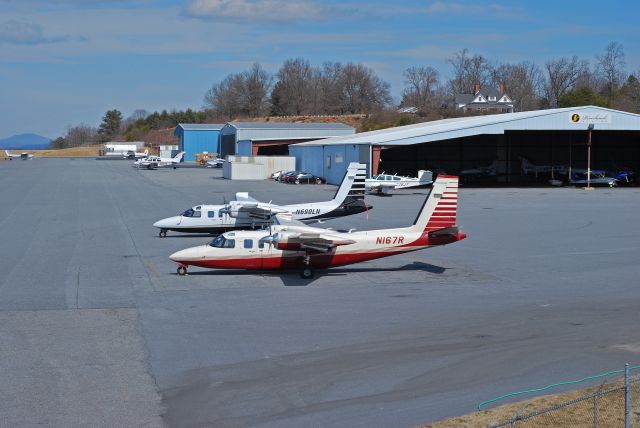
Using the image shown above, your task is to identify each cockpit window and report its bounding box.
[182,208,201,218]
[209,235,235,248]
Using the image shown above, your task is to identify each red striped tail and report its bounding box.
[411,175,459,232]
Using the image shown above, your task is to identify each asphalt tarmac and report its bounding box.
[1,158,639,427]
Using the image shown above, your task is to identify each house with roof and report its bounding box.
[455,83,514,113]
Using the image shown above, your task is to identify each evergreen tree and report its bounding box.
[98,109,123,141]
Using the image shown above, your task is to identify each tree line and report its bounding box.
[51,42,640,148]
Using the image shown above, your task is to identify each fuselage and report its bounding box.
[169,226,466,271]
[153,199,367,234]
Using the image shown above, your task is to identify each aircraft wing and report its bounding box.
[234,192,259,203]
[224,201,289,219]
[273,230,356,253]
[365,182,394,194]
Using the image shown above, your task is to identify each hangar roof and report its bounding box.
[220,121,355,142]
[176,123,225,131]
[223,122,354,130]
[295,106,640,147]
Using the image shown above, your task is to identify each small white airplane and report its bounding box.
[134,151,185,169]
[123,149,149,159]
[205,157,225,168]
[365,170,433,194]
[153,162,369,237]
[5,150,34,160]
[169,175,464,278]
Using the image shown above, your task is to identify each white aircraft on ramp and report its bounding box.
[134,151,184,169]
[365,170,433,194]
[123,149,149,159]
[169,175,465,279]
[153,162,370,237]
[5,150,34,160]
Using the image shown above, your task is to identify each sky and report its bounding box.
[0,0,638,140]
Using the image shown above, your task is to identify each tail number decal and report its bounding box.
[294,208,321,215]
[376,236,404,245]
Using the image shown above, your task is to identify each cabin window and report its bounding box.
[208,211,215,218]
[209,235,235,248]
[393,176,401,181]
[182,208,201,218]
[244,239,253,249]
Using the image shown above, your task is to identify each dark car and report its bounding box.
[279,171,300,183]
[288,172,326,184]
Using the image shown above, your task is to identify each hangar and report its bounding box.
[290,106,640,186]
[219,122,355,157]
[174,123,224,161]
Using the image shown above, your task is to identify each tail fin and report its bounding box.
[411,175,459,232]
[330,162,367,204]
[173,151,185,162]
[417,170,433,184]
[143,149,148,156]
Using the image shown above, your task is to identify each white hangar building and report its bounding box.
[290,106,640,185]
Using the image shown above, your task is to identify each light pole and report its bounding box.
[586,123,594,189]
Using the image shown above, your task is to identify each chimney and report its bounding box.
[474,83,480,94]
[499,83,505,94]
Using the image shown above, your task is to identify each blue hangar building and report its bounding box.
[174,123,225,161]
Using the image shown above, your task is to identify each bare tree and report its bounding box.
[544,56,589,108]
[596,41,626,103]
[271,58,315,115]
[239,63,272,117]
[65,124,98,147]
[204,73,244,119]
[447,48,493,94]
[317,61,344,114]
[338,63,392,114]
[401,66,443,113]
[491,61,544,111]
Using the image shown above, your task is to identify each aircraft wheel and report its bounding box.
[315,178,322,184]
[177,266,187,276]
[295,179,300,184]
[159,229,167,238]
[300,266,314,279]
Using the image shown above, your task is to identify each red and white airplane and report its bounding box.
[170,175,466,279]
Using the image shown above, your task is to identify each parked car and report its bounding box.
[279,171,300,183]
[206,157,225,168]
[287,172,326,184]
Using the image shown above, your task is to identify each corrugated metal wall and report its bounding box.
[177,130,220,161]
[290,144,361,185]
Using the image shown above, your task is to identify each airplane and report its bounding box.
[5,150,34,160]
[134,151,185,169]
[169,175,465,279]
[365,170,433,194]
[153,162,370,237]
[123,149,149,159]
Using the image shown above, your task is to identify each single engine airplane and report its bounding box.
[5,150,34,160]
[153,162,370,237]
[365,170,433,194]
[169,175,465,279]
[123,149,149,159]
[134,151,184,169]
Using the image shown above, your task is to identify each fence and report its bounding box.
[482,364,640,427]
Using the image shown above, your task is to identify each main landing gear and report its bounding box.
[300,255,314,279]
[159,229,167,238]
[177,264,188,276]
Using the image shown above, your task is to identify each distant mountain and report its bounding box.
[0,133,51,150]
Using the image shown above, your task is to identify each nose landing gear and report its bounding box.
[177,265,188,276]
[159,229,167,238]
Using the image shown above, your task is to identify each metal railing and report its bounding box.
[483,363,640,427]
